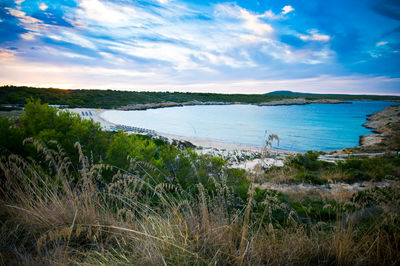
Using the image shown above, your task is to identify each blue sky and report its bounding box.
[0,0,399,94]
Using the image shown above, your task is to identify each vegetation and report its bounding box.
[259,151,400,184]
[1,85,399,109]
[1,101,399,264]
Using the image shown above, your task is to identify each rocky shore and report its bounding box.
[329,104,400,155]
[117,101,230,110]
[117,98,349,110]
[359,104,400,150]
[257,98,348,106]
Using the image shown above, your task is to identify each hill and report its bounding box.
[1,85,399,109]
[266,90,310,96]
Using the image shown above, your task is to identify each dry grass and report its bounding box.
[0,140,399,265]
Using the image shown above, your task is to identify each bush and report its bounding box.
[289,151,334,171]
[295,172,326,185]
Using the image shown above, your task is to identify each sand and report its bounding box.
[69,107,296,154]
[68,108,116,130]
[68,108,295,171]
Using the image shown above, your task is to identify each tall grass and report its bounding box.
[0,140,399,265]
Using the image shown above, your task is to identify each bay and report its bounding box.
[101,101,398,152]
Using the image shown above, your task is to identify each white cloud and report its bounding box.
[376,41,388,47]
[0,48,17,62]
[2,0,335,88]
[6,7,50,41]
[216,4,274,35]
[282,5,294,15]
[1,52,398,95]
[20,32,40,40]
[299,30,330,41]
[241,9,274,35]
[110,41,196,70]
[76,0,162,28]
[39,3,48,11]
[52,31,96,49]
[6,8,41,24]
[7,6,98,49]
[78,0,133,26]
[370,41,394,58]
[66,1,330,70]
[0,57,157,90]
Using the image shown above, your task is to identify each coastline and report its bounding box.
[116,98,350,111]
[359,104,400,150]
[69,102,400,157]
[329,103,400,155]
[66,107,294,154]
[68,108,117,130]
[152,131,298,155]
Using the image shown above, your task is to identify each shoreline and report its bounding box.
[68,108,300,156]
[116,98,350,111]
[359,104,400,149]
[152,131,299,155]
[69,102,400,156]
[329,103,400,155]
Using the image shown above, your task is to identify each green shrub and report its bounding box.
[295,172,326,185]
[289,151,334,171]
[289,197,338,222]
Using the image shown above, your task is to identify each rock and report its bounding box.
[359,104,400,149]
[258,98,349,106]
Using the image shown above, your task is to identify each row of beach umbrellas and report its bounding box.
[109,124,156,134]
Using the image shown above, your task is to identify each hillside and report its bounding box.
[1,85,399,109]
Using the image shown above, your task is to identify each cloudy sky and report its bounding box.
[0,0,399,94]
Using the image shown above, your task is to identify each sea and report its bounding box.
[100,101,398,152]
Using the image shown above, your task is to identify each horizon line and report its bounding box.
[2,84,400,97]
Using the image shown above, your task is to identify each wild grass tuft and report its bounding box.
[0,140,399,265]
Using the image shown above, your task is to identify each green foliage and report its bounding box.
[224,168,250,202]
[0,100,247,202]
[106,132,134,168]
[252,188,289,224]
[338,157,400,181]
[289,197,338,222]
[0,116,24,155]
[268,151,400,184]
[290,151,333,171]
[19,99,109,163]
[352,185,400,208]
[2,85,399,108]
[295,172,327,185]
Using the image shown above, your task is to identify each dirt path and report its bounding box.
[256,180,396,194]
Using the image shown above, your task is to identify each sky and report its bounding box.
[0,0,399,95]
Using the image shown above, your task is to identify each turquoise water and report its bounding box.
[101,101,398,152]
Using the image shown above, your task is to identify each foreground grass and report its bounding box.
[1,142,399,265]
[1,100,399,264]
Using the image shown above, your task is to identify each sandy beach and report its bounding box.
[67,107,296,171]
[155,131,264,152]
[68,108,116,130]
[68,105,400,170]
[69,107,298,154]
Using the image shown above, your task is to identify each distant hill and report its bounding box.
[266,90,312,96]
